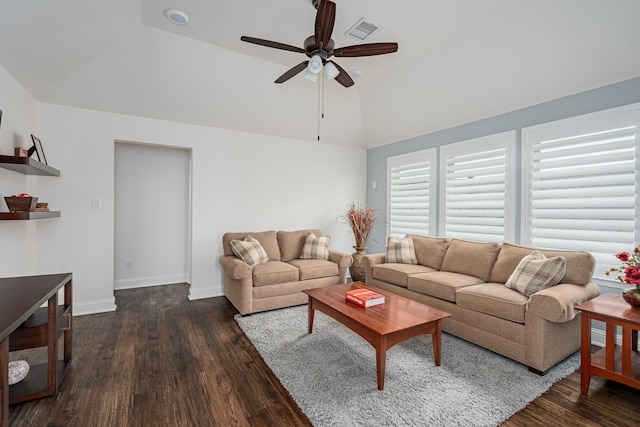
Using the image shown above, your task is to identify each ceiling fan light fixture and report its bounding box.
[304,69,318,82]
[307,55,323,74]
[324,62,339,80]
[165,9,189,25]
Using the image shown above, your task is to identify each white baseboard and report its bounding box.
[189,285,223,301]
[74,297,117,316]
[114,274,188,290]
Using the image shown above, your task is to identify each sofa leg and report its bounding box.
[528,367,545,376]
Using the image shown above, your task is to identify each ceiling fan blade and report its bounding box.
[328,60,354,88]
[333,42,398,57]
[314,0,336,50]
[241,36,306,54]
[275,61,310,83]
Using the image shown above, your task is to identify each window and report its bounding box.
[522,105,640,281]
[439,131,516,243]
[387,149,436,239]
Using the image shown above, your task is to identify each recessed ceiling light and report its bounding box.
[349,70,362,79]
[165,9,189,25]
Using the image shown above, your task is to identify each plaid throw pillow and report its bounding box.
[230,236,269,267]
[385,235,418,264]
[505,250,566,297]
[300,232,330,260]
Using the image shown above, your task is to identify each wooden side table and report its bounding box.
[576,293,640,395]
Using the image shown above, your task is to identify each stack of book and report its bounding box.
[345,288,385,307]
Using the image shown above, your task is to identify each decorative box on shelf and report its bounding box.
[4,196,38,212]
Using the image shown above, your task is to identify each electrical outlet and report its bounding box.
[91,198,102,209]
[125,261,133,270]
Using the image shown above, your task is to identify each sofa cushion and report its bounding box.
[277,229,323,261]
[385,235,418,264]
[407,271,484,302]
[223,230,281,261]
[287,259,338,280]
[490,242,594,285]
[300,232,330,260]
[411,235,449,269]
[372,264,436,288]
[456,283,528,324]
[440,239,500,281]
[252,261,299,287]
[505,251,566,297]
[230,237,269,267]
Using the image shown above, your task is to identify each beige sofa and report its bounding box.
[219,229,353,315]
[362,236,600,373]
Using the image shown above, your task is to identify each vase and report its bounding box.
[349,246,366,283]
[621,286,640,310]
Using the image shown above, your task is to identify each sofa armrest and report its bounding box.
[527,282,600,323]
[329,250,353,268]
[361,253,386,283]
[362,253,386,269]
[218,255,252,280]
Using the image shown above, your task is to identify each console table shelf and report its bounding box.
[0,156,60,176]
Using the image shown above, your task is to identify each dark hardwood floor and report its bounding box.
[8,284,640,426]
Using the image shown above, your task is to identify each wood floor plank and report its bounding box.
[8,283,640,426]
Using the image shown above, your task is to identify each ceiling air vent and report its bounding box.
[345,18,380,41]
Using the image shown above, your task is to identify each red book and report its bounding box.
[345,288,385,307]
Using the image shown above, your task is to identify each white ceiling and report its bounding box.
[1,0,639,149]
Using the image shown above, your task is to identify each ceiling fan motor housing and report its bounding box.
[304,36,334,60]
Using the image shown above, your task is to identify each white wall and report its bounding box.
[0,65,39,275]
[114,142,191,289]
[23,103,366,314]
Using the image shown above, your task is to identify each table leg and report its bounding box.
[1,338,8,427]
[580,312,591,394]
[64,279,73,364]
[376,336,387,391]
[307,297,315,334]
[432,320,442,366]
[47,295,58,395]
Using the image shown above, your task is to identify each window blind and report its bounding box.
[440,131,516,243]
[526,124,638,277]
[387,149,436,239]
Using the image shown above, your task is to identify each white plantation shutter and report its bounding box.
[387,149,436,239]
[439,131,516,243]
[522,105,640,281]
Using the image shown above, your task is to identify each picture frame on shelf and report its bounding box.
[30,134,47,165]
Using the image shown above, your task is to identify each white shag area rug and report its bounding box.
[236,305,579,427]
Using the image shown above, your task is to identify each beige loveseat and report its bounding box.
[362,237,600,373]
[220,229,353,315]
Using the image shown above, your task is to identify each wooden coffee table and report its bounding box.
[303,282,450,390]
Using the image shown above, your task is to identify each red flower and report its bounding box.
[616,252,631,262]
[625,266,640,285]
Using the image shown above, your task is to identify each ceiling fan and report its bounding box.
[240,0,398,88]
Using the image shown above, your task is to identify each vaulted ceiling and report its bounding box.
[1,0,639,148]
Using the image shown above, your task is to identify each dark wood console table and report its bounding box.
[0,273,72,427]
[576,293,640,395]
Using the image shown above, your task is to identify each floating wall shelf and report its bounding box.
[0,155,60,176]
[0,155,61,220]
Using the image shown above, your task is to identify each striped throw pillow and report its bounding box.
[230,236,269,266]
[386,235,418,264]
[300,232,330,260]
[505,250,566,297]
